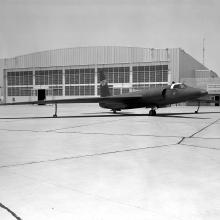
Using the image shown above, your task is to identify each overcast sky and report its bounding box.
[0,0,220,75]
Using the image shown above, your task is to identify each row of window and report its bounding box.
[133,65,168,83]
[46,86,63,96]
[111,88,130,96]
[99,67,130,73]
[7,83,168,97]
[133,65,168,71]
[97,67,130,83]
[133,71,168,83]
[8,87,33,96]
[7,71,33,86]
[7,65,169,86]
[65,68,95,74]
[132,83,168,90]
[65,69,95,84]
[65,86,95,96]
[35,70,63,85]
[7,71,167,86]
[7,86,63,96]
[97,86,129,96]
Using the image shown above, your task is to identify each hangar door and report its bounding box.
[38,89,46,104]
[215,96,219,106]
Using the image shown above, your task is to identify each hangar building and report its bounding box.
[0,46,219,104]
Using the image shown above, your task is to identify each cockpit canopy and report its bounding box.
[170,83,187,89]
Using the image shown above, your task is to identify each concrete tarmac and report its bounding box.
[0,104,219,220]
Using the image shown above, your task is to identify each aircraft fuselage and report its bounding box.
[99,85,208,110]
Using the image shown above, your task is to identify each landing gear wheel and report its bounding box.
[149,109,156,116]
[112,109,117,114]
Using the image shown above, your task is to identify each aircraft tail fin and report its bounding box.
[99,71,111,97]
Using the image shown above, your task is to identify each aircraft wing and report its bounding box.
[1,94,143,105]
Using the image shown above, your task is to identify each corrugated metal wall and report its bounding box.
[181,77,220,91]
[2,46,170,69]
[167,48,180,83]
[195,70,211,78]
[179,49,208,80]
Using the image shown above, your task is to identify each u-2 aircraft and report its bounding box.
[3,71,208,117]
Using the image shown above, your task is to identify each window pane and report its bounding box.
[75,86,79,95]
[163,71,168,82]
[65,70,69,84]
[80,86,84,95]
[150,72,155,82]
[133,72,137,82]
[125,72,129,83]
[58,70,62,84]
[150,66,155,71]
[138,66,144,71]
[52,70,58,84]
[138,72,144,82]
[133,66,137,71]
[80,73,84,84]
[144,72,149,82]
[163,65,168,70]
[156,71,162,82]
[113,72,118,83]
[16,72,19,85]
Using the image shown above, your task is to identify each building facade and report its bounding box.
[0,46,219,103]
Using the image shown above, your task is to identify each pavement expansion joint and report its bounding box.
[180,143,220,151]
[0,202,23,220]
[191,136,220,139]
[46,118,124,132]
[176,118,220,146]
[0,127,183,139]
[189,118,220,138]
[0,144,173,169]
[0,128,45,133]
[177,137,185,144]
[54,130,182,138]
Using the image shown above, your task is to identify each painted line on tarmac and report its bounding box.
[0,202,22,220]
[0,144,173,169]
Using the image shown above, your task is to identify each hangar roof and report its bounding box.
[1,46,172,69]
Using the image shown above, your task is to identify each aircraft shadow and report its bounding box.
[0,111,218,120]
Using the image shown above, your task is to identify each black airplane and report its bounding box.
[1,71,208,117]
